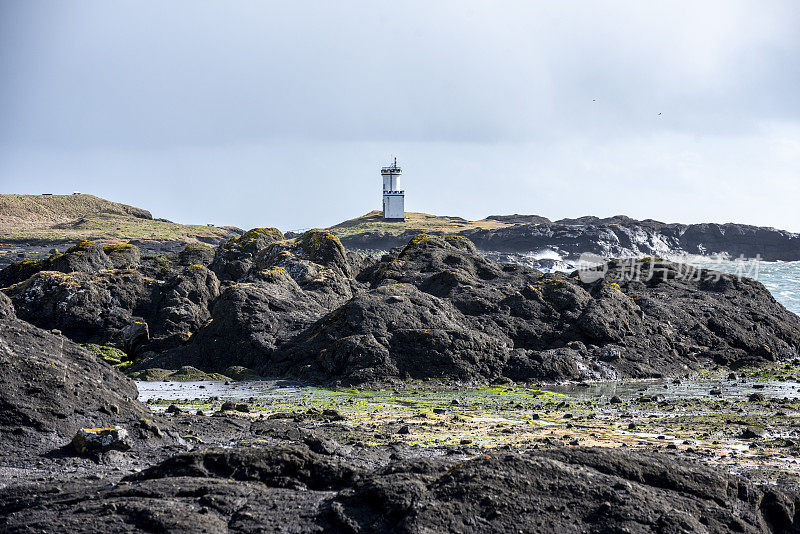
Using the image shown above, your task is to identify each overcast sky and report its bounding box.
[1,1,799,231]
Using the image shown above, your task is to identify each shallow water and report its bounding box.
[137,377,800,405]
[137,379,325,403]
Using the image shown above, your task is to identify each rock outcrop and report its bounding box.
[0,240,115,287]
[210,227,285,281]
[177,242,215,266]
[1,242,221,356]
[0,292,173,454]
[141,229,356,371]
[1,444,796,533]
[269,235,800,384]
[4,231,799,385]
[4,268,158,343]
[102,243,141,269]
[337,216,800,261]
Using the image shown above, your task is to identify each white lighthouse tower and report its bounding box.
[381,158,405,221]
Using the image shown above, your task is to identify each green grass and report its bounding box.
[0,194,239,245]
[327,211,515,238]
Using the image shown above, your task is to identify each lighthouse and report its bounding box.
[381,158,405,221]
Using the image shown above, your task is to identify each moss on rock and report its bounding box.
[0,258,47,288]
[178,242,215,266]
[83,343,128,366]
[211,228,286,281]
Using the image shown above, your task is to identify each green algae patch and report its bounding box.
[736,362,800,380]
[139,375,800,486]
[182,242,212,252]
[82,343,128,366]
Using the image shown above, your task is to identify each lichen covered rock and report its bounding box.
[178,242,215,266]
[102,243,141,269]
[0,240,114,288]
[71,427,131,454]
[48,240,113,273]
[273,236,800,384]
[3,269,157,342]
[210,227,285,281]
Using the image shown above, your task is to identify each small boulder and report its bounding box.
[122,321,150,353]
[322,409,345,421]
[741,426,768,439]
[102,244,141,269]
[72,427,131,454]
[178,242,215,266]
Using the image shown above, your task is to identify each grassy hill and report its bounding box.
[0,194,240,246]
[327,211,516,238]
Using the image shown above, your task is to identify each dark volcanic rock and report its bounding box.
[3,269,158,343]
[142,230,355,371]
[4,230,799,386]
[338,216,800,261]
[210,227,285,281]
[177,241,215,266]
[0,240,113,287]
[1,444,796,533]
[270,237,800,384]
[145,264,220,353]
[130,445,359,489]
[47,240,114,273]
[0,258,49,289]
[335,447,800,533]
[0,293,172,454]
[2,255,220,355]
[271,282,508,383]
[102,243,141,269]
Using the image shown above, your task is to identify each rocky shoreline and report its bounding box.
[1,229,800,531]
[337,216,800,262]
[1,229,798,385]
